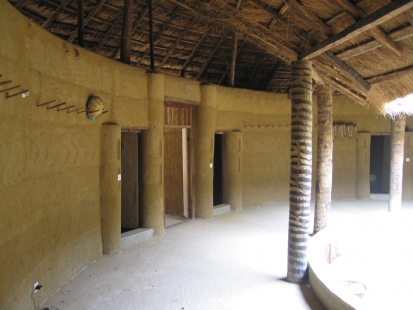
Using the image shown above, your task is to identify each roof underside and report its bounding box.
[8,0,413,114]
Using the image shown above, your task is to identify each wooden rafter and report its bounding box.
[77,0,84,47]
[219,38,246,85]
[157,18,197,69]
[15,0,30,10]
[299,0,413,60]
[68,0,106,43]
[366,65,413,84]
[113,7,148,59]
[136,6,179,67]
[283,0,332,36]
[331,0,402,56]
[120,0,134,64]
[42,0,72,28]
[178,28,210,76]
[196,29,230,80]
[265,61,282,91]
[336,25,413,60]
[405,9,413,26]
[230,32,238,87]
[93,12,124,52]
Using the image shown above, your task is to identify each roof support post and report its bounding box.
[121,0,134,64]
[77,0,84,47]
[389,117,406,212]
[230,33,238,87]
[148,0,155,70]
[314,84,333,234]
[287,60,313,283]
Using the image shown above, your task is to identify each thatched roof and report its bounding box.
[8,0,413,114]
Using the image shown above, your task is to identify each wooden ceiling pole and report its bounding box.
[331,0,402,56]
[77,0,84,47]
[219,39,246,85]
[14,0,30,10]
[42,0,72,28]
[121,0,134,64]
[405,9,413,26]
[69,0,106,43]
[113,7,148,59]
[230,32,238,86]
[299,0,413,60]
[264,60,282,91]
[136,6,179,67]
[336,25,413,60]
[148,0,155,70]
[196,29,230,80]
[283,0,332,36]
[366,65,413,84]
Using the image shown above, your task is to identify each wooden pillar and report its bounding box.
[389,116,405,212]
[287,60,313,284]
[121,0,133,64]
[195,84,217,218]
[314,84,333,234]
[100,124,121,254]
[230,33,237,87]
[148,0,155,70]
[223,131,243,212]
[403,132,413,200]
[77,0,84,47]
[141,72,165,235]
[356,133,371,199]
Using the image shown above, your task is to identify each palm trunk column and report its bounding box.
[389,116,406,212]
[287,60,313,283]
[314,85,333,234]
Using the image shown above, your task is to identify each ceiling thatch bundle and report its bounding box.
[8,0,413,114]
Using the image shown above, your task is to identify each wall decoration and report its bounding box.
[333,122,358,140]
[86,95,105,120]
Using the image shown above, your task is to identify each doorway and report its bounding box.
[164,102,194,227]
[213,133,224,206]
[370,135,391,193]
[121,130,140,233]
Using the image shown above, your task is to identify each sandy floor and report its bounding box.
[41,199,413,310]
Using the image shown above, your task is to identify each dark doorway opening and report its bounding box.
[121,130,141,233]
[213,133,224,206]
[370,135,391,194]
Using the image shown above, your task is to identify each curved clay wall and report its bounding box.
[1,1,412,309]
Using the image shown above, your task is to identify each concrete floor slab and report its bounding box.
[42,200,413,310]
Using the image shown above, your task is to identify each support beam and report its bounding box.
[366,65,413,84]
[265,61,282,91]
[121,0,134,64]
[389,117,406,212]
[230,32,238,87]
[314,84,333,234]
[331,0,402,56]
[69,0,106,43]
[299,0,413,60]
[42,0,72,28]
[148,0,155,70]
[77,0,84,47]
[283,0,332,36]
[196,29,230,80]
[287,60,313,283]
[219,39,246,85]
[336,25,413,60]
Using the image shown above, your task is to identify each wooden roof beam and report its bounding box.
[283,0,332,36]
[229,32,238,87]
[68,0,106,43]
[336,25,413,60]
[405,9,413,26]
[331,0,402,56]
[366,65,413,84]
[299,0,413,60]
[120,0,134,64]
[77,0,84,47]
[196,29,230,80]
[219,38,246,85]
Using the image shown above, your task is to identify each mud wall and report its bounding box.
[0,1,147,309]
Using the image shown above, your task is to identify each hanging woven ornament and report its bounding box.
[86,95,104,121]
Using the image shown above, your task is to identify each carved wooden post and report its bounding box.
[389,116,405,212]
[287,60,313,283]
